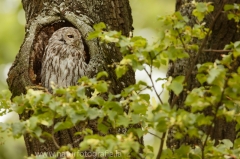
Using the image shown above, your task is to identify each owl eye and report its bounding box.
[67,35,74,38]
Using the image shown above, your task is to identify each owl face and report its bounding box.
[54,27,82,48]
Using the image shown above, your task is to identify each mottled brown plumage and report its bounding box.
[41,27,87,91]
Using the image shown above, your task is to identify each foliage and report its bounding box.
[1,2,240,159]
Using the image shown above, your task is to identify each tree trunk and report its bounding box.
[7,0,140,157]
[167,0,238,149]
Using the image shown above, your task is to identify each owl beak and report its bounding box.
[59,38,66,44]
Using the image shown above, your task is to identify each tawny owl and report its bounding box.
[41,27,87,91]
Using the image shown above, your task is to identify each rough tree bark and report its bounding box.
[167,0,238,149]
[7,0,141,157]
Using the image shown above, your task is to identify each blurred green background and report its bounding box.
[0,0,175,158]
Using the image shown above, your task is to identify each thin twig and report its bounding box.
[144,52,166,159]
[203,49,232,53]
[144,68,163,104]
[176,29,189,53]
[144,51,164,104]
[52,125,60,149]
[158,89,165,98]
[151,46,169,60]
[148,131,162,140]
[156,132,166,159]
[136,86,151,95]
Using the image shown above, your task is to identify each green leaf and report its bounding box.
[104,101,123,114]
[161,148,174,158]
[196,3,208,12]
[95,81,108,93]
[193,3,214,22]
[129,128,144,138]
[185,87,211,111]
[98,123,109,134]
[130,114,141,124]
[234,138,240,148]
[88,96,105,105]
[131,36,147,48]
[234,41,240,50]
[49,101,61,111]
[233,41,240,57]
[0,90,12,111]
[11,101,26,114]
[156,119,168,132]
[139,94,150,102]
[156,77,167,82]
[227,13,237,22]
[88,22,106,40]
[11,122,25,138]
[77,87,85,97]
[116,115,129,127]
[207,65,225,85]
[163,46,189,61]
[209,85,222,103]
[169,76,185,96]
[69,111,87,124]
[103,31,121,43]
[88,108,103,119]
[96,71,108,79]
[115,65,128,79]
[93,22,106,30]
[130,102,148,114]
[34,126,43,138]
[196,73,207,85]
[79,135,101,151]
[175,145,191,158]
[54,120,73,132]
[29,116,39,129]
[75,128,93,136]
[42,93,52,104]
[196,115,213,126]
[216,139,233,153]
[107,110,118,122]
[224,4,234,11]
[221,53,232,67]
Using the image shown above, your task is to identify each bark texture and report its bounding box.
[167,0,238,149]
[7,0,141,157]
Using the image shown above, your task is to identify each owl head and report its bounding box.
[51,27,83,48]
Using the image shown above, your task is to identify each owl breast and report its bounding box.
[40,27,87,91]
